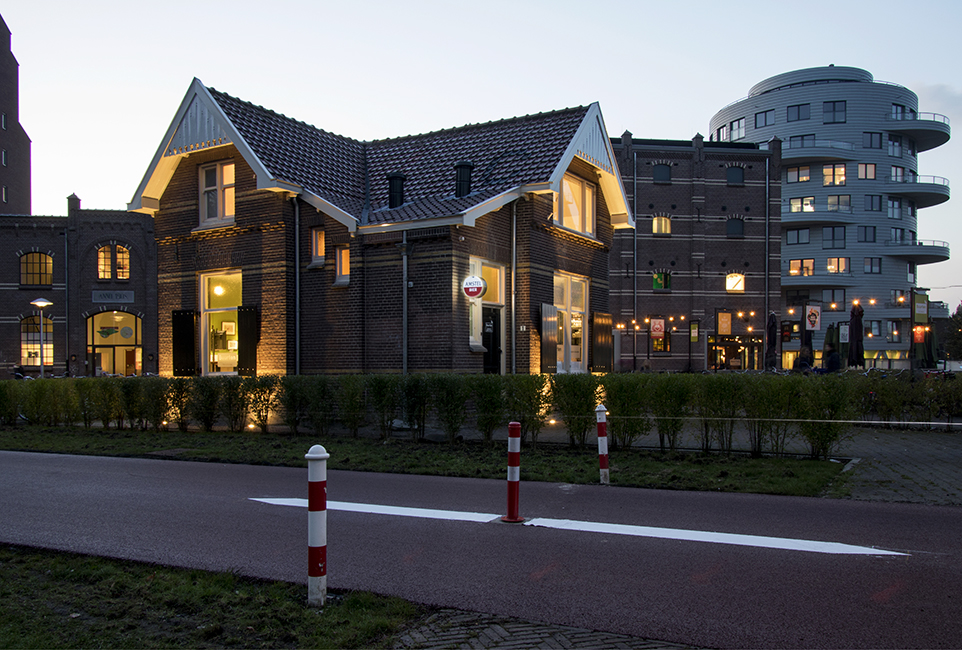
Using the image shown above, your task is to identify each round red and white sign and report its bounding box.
[462,275,487,299]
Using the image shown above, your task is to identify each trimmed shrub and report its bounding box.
[93,377,122,430]
[279,375,310,434]
[504,374,550,446]
[399,373,430,441]
[22,379,53,426]
[190,376,222,432]
[219,376,249,432]
[430,374,472,444]
[602,373,652,450]
[118,378,145,430]
[140,377,171,432]
[50,379,79,427]
[0,380,23,426]
[551,373,600,448]
[246,375,280,433]
[304,375,337,437]
[470,374,505,445]
[337,374,366,438]
[168,378,192,432]
[650,373,691,452]
[798,374,853,459]
[367,374,402,440]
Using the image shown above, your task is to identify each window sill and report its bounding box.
[727,183,745,188]
[192,220,236,234]
[652,233,671,238]
[307,260,325,270]
[469,343,487,354]
[332,277,350,288]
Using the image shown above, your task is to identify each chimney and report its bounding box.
[387,172,406,209]
[67,193,80,217]
[454,161,473,198]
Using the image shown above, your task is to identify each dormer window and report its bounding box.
[556,174,596,237]
[200,161,235,224]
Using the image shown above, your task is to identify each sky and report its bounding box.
[4,0,962,308]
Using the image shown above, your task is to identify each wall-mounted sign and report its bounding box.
[650,318,665,340]
[690,321,699,342]
[805,305,821,331]
[839,323,850,344]
[717,311,732,336]
[462,275,487,299]
[92,290,134,303]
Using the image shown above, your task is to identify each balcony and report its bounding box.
[781,202,860,225]
[773,139,857,162]
[884,239,951,265]
[883,175,950,208]
[782,270,860,287]
[884,112,951,152]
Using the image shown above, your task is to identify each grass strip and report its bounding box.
[0,544,424,649]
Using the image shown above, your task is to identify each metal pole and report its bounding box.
[502,422,523,523]
[38,309,44,379]
[305,444,330,607]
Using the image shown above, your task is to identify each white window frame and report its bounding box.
[467,257,505,351]
[199,161,236,225]
[555,174,596,237]
[199,270,242,376]
[553,272,589,373]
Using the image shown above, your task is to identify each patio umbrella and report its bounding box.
[923,327,939,369]
[766,312,778,369]
[822,322,837,368]
[848,303,865,368]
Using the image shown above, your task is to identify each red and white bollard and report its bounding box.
[502,421,524,523]
[305,444,330,607]
[596,404,609,484]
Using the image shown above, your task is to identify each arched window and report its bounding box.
[87,311,142,376]
[98,245,131,280]
[653,164,671,183]
[21,315,52,367]
[727,167,745,185]
[20,252,52,285]
[652,216,671,235]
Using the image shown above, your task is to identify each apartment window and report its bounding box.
[858,226,876,243]
[21,316,53,368]
[907,262,916,283]
[903,200,917,219]
[864,257,882,274]
[823,101,846,124]
[789,259,814,276]
[558,174,596,236]
[888,321,901,343]
[827,257,849,274]
[652,216,671,235]
[787,104,810,122]
[863,132,882,149]
[726,167,744,185]
[653,164,671,183]
[823,164,846,186]
[827,195,850,212]
[334,246,350,286]
[891,166,904,183]
[823,226,845,249]
[714,124,728,142]
[891,289,906,305]
[907,139,917,157]
[891,227,905,243]
[755,110,775,128]
[858,163,876,180]
[20,253,53,286]
[653,272,671,291]
[823,289,845,309]
[787,166,810,183]
[865,320,881,339]
[888,197,901,219]
[725,273,745,293]
[790,197,815,213]
[200,161,236,224]
[864,195,882,211]
[786,290,809,307]
[892,104,906,119]
[787,228,810,245]
[726,218,744,238]
[888,135,902,157]
[730,117,746,141]
[310,228,325,264]
[789,134,815,148]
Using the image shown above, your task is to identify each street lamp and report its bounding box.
[30,298,52,379]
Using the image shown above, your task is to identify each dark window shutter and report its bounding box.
[591,312,613,373]
[237,305,259,376]
[540,303,558,374]
[171,310,196,377]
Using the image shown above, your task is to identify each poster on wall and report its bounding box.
[805,305,821,331]
[839,323,850,344]
[650,318,665,340]
[717,311,732,336]
[690,321,699,342]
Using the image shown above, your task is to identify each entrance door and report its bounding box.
[482,307,502,374]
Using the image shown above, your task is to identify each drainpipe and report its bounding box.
[62,227,69,374]
[292,197,301,375]
[633,151,638,371]
[511,200,517,374]
[399,231,409,375]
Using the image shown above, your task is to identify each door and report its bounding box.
[482,306,502,374]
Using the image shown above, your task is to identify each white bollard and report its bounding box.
[305,444,330,607]
[596,404,609,484]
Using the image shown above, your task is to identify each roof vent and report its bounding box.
[454,161,474,198]
[387,172,406,209]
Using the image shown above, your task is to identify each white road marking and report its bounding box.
[249,498,907,556]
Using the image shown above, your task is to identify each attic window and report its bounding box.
[200,161,235,225]
[556,174,596,237]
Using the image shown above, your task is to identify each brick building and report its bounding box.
[0,195,158,378]
[128,79,633,376]
[0,14,31,215]
[610,133,781,371]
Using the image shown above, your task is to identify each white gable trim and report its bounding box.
[547,103,634,229]
[128,78,359,230]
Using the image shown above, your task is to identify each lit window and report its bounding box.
[334,246,350,286]
[653,272,671,291]
[787,166,810,183]
[21,316,53,367]
[557,174,596,236]
[20,253,52,286]
[827,257,849,274]
[653,164,671,183]
[652,216,671,235]
[823,164,846,186]
[311,229,325,264]
[790,197,815,212]
[787,104,810,122]
[789,259,814,276]
[98,246,112,279]
[726,273,745,293]
[554,272,588,373]
[200,161,236,224]
[116,246,130,280]
[823,101,846,124]
[201,271,242,375]
[858,163,876,180]
[468,258,504,346]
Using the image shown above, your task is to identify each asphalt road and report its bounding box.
[1,451,959,649]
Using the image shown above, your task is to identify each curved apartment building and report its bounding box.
[710,66,950,368]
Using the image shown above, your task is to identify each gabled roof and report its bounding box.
[128,79,633,231]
